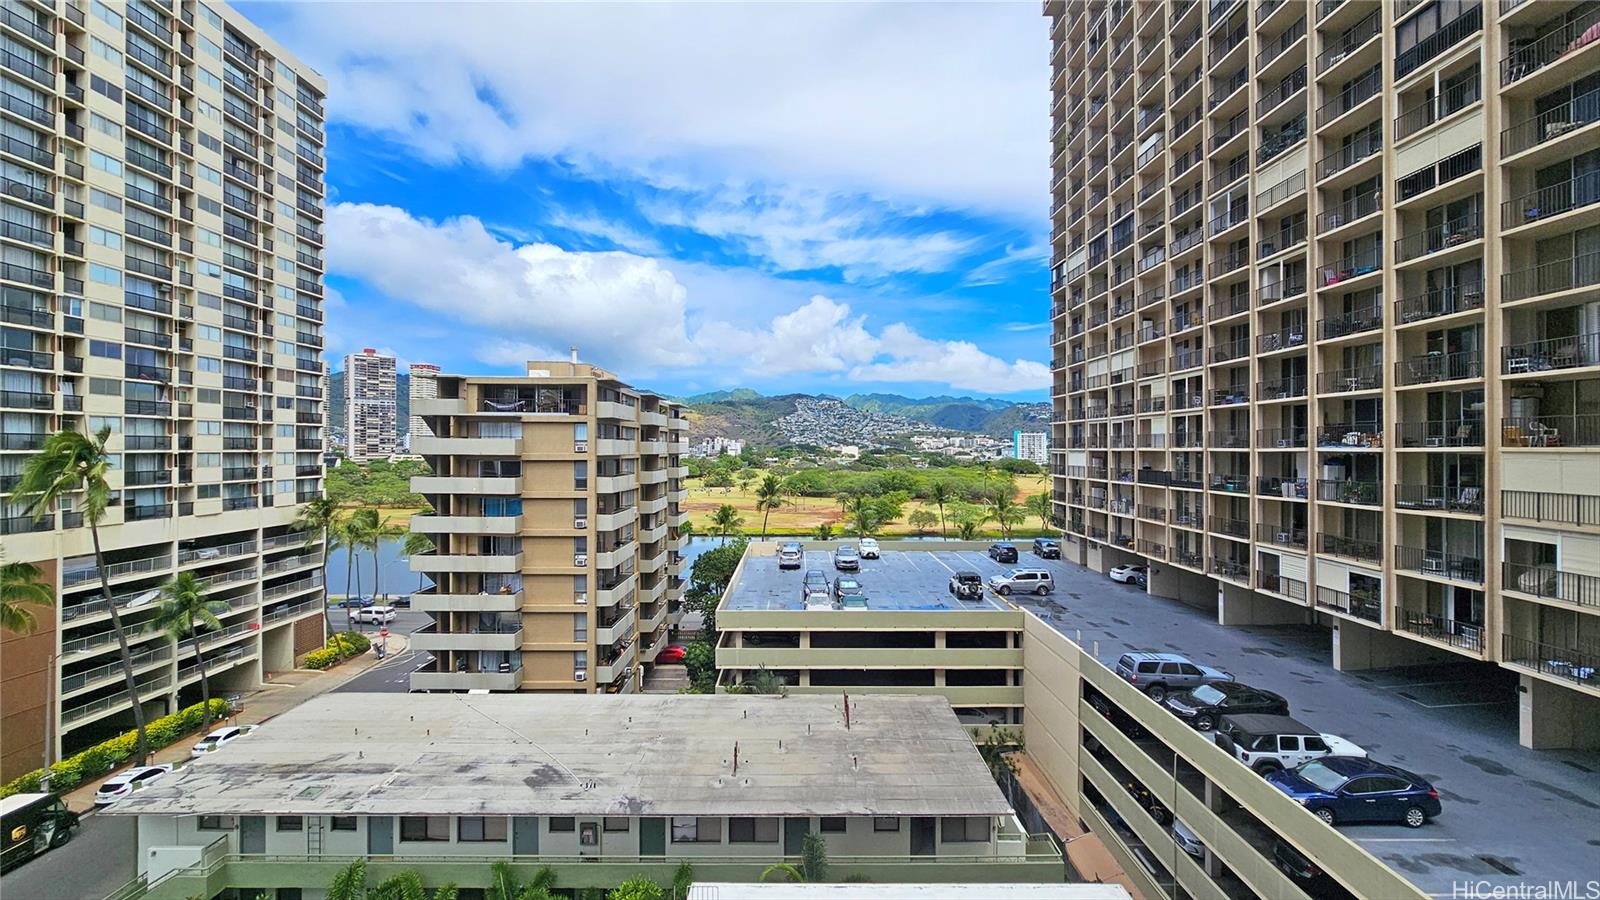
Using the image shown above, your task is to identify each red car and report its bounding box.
[655,644,687,664]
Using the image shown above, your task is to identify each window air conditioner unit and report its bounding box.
[573,517,588,529]
[574,554,588,566]
[574,592,588,605]
[574,671,587,682]
[574,441,589,453]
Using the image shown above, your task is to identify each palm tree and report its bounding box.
[928,480,953,540]
[402,532,434,594]
[341,508,379,604]
[149,571,230,733]
[0,559,54,635]
[987,489,1024,539]
[754,474,786,539]
[362,509,404,602]
[1025,492,1054,532]
[710,504,744,544]
[14,427,151,764]
[293,495,341,643]
[813,523,834,541]
[847,495,884,537]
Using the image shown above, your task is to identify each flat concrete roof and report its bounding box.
[687,885,1131,899]
[108,694,1012,819]
[725,548,1027,612]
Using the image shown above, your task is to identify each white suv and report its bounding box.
[857,538,880,559]
[987,568,1055,595]
[1214,714,1366,775]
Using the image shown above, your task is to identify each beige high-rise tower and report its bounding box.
[407,357,690,693]
[0,0,328,779]
[407,361,438,449]
[343,347,396,461]
[1047,0,1599,750]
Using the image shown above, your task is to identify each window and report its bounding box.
[90,151,122,175]
[457,817,507,842]
[873,817,900,832]
[197,484,220,499]
[728,818,779,843]
[89,302,122,322]
[90,188,122,212]
[90,377,120,395]
[399,816,450,841]
[89,264,122,286]
[940,817,989,843]
[90,227,122,250]
[197,421,222,435]
[197,453,221,467]
[671,817,722,843]
[276,816,303,832]
[820,817,847,833]
[196,325,222,341]
[198,357,222,373]
[90,112,120,136]
[1304,736,1329,753]
[196,815,236,830]
[90,340,122,359]
[602,817,630,832]
[548,817,575,833]
[90,36,120,63]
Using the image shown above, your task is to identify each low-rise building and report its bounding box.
[106,693,1061,898]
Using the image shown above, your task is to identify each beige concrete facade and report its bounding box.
[1047,0,1600,749]
[408,359,689,693]
[342,347,395,461]
[0,0,328,777]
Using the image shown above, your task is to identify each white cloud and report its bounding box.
[269,3,1048,217]
[328,203,1047,394]
[326,202,699,368]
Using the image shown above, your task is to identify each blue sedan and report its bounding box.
[1267,757,1441,828]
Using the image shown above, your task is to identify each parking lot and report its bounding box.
[727,546,1028,612]
[1007,554,1600,896]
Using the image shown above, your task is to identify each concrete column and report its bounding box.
[1330,621,1439,671]
[1085,543,1105,573]
[1519,675,1600,750]
[1217,582,1309,626]
[1146,565,1218,613]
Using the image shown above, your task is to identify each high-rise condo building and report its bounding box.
[406,361,438,449]
[0,0,328,779]
[1015,430,1050,465]
[407,357,690,693]
[1047,0,1600,750]
[343,347,395,461]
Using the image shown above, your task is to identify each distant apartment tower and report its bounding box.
[407,362,440,449]
[1047,0,1600,750]
[344,348,397,461]
[408,358,691,693]
[0,0,329,780]
[1014,430,1049,465]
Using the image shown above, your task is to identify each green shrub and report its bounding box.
[303,630,372,670]
[303,647,340,670]
[0,698,231,799]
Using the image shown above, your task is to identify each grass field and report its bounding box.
[683,471,1054,538]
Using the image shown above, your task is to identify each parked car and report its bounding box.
[948,571,985,600]
[1170,819,1205,858]
[1163,681,1289,731]
[839,594,868,610]
[1214,714,1368,775]
[93,764,173,808]
[988,568,1055,595]
[800,570,832,607]
[857,538,881,559]
[777,542,804,570]
[654,644,686,664]
[351,605,398,625]
[1114,652,1233,702]
[1108,564,1147,585]
[1273,839,1345,896]
[337,596,374,609]
[391,595,411,609]
[190,724,258,759]
[833,545,860,571]
[1266,757,1441,828]
[987,543,1018,563]
[833,576,866,603]
[1031,538,1061,559]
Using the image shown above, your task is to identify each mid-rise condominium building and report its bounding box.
[0,0,328,779]
[1047,0,1600,750]
[406,360,438,449]
[343,347,395,461]
[406,357,690,693]
[1014,430,1050,465]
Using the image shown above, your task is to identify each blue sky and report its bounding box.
[242,2,1052,399]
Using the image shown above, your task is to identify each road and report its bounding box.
[1000,552,1600,897]
[0,809,136,900]
[333,608,433,693]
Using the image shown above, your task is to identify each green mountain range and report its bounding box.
[677,389,1049,444]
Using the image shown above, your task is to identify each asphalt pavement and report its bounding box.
[0,792,138,900]
[1007,553,1600,897]
[333,608,433,693]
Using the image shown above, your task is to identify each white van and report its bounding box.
[351,605,398,625]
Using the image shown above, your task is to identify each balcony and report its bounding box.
[413,553,523,574]
[595,607,638,646]
[407,588,523,614]
[1314,585,1382,624]
[1501,636,1599,690]
[1503,414,1600,448]
[1503,562,1600,611]
[1396,609,1485,654]
[1395,482,1484,512]
[409,514,522,536]
[1503,333,1600,376]
[410,623,523,653]
[1503,87,1600,158]
[1397,418,1483,448]
[412,435,522,456]
[596,574,637,608]
[596,641,639,684]
[1504,171,1600,231]
[411,475,521,494]
[1395,283,1484,325]
[410,665,523,692]
[1257,523,1307,549]
[1395,3,1480,79]
[1319,306,1383,341]
[1500,7,1600,87]
[1316,365,1380,394]
[1503,251,1600,304]
[1394,545,1484,583]
[1396,349,1482,386]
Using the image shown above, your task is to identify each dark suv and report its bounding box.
[987,543,1018,563]
[1032,538,1061,559]
[1162,681,1289,731]
[1114,652,1234,702]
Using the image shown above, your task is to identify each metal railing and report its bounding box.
[1502,490,1600,526]
[1502,86,1599,157]
[1397,419,1483,448]
[1396,4,1480,78]
[1396,349,1482,386]
[1503,562,1600,610]
[1397,72,1481,141]
[1396,210,1482,262]
[1258,573,1307,601]
[1502,333,1600,375]
[1501,6,1600,86]
[1395,283,1484,324]
[1394,545,1484,583]
[1257,524,1307,549]
[1504,171,1600,229]
[1502,414,1600,448]
[1315,585,1381,623]
[1317,365,1381,393]
[1501,635,1599,687]
[1502,250,1600,303]
[1319,306,1382,340]
[1397,609,1484,652]
[1317,480,1380,506]
[1316,423,1382,448]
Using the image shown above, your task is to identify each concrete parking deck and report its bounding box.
[726,548,1019,612]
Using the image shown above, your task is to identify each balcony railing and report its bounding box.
[1502,333,1600,375]
[1317,66,1379,126]
[1397,419,1483,448]
[1395,73,1481,141]
[1502,86,1600,157]
[1396,211,1482,262]
[1257,523,1307,548]
[1395,283,1484,325]
[1317,9,1379,73]
[1317,423,1382,448]
[1394,545,1484,582]
[1395,4,1480,78]
[1317,480,1380,506]
[1503,414,1600,448]
[1317,365,1381,393]
[1501,635,1599,688]
[1503,562,1600,610]
[1319,306,1382,340]
[1503,490,1600,526]
[1504,171,1600,229]
[1315,585,1382,623]
[1396,349,1482,386]
[1320,246,1382,287]
[1502,250,1600,303]
[1397,609,1485,652]
[1501,6,1600,86]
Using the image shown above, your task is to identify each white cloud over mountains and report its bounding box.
[328,204,1048,393]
